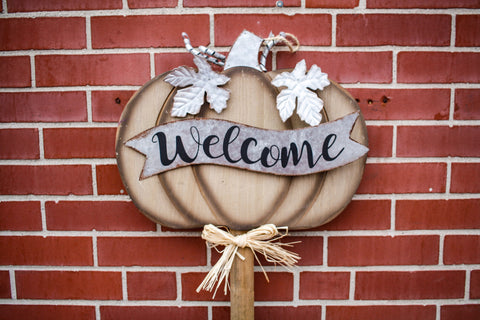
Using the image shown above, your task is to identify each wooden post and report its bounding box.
[230,231,254,320]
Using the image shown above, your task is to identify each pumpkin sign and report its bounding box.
[116,30,368,231]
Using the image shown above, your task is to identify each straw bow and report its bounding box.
[196,224,300,297]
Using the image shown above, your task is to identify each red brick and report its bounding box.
[0,305,95,320]
[182,272,229,301]
[36,54,150,87]
[185,0,300,6]
[8,0,122,11]
[0,236,92,266]
[457,15,480,47]
[356,163,446,194]
[286,236,323,266]
[318,200,391,231]
[471,270,480,298]
[329,235,439,266]
[127,271,176,300]
[300,272,350,299]
[397,52,480,83]
[91,15,209,49]
[0,201,42,231]
[441,305,480,320]
[0,56,31,88]
[96,164,125,195]
[444,235,480,264]
[0,165,92,195]
[277,51,392,84]
[338,14,450,46]
[327,305,436,320]
[45,201,155,231]
[455,89,480,120]
[366,126,392,157]
[397,126,480,157]
[92,90,134,122]
[355,271,465,300]
[307,0,359,7]
[0,129,39,159]
[44,127,116,159]
[451,163,480,193]
[351,88,450,121]
[0,91,87,122]
[0,18,85,50]
[213,306,323,320]
[155,52,197,75]
[16,271,122,300]
[0,271,10,298]
[215,14,331,46]
[101,306,208,320]
[127,0,179,8]
[396,199,480,230]
[367,0,480,8]
[97,237,206,266]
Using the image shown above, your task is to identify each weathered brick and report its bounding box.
[215,14,331,46]
[36,54,150,86]
[397,126,480,157]
[101,306,208,320]
[337,14,450,46]
[350,88,450,120]
[185,0,300,7]
[16,271,122,300]
[0,129,39,159]
[318,200,391,231]
[367,0,480,8]
[0,271,10,298]
[182,272,229,301]
[127,272,176,300]
[97,237,206,266]
[441,305,480,320]
[356,163,447,194]
[128,0,177,8]
[277,51,392,83]
[444,235,480,264]
[355,271,465,299]
[455,89,480,120]
[396,199,480,230]
[91,15,209,48]
[397,52,480,83]
[451,163,480,193]
[0,201,42,231]
[0,236,92,266]
[0,56,31,88]
[0,91,87,122]
[326,305,436,320]
[44,127,116,158]
[471,270,480,299]
[366,126,393,157]
[8,0,122,12]
[155,52,198,75]
[0,165,92,195]
[286,236,323,266]
[300,272,350,300]
[0,305,95,320]
[457,15,480,47]
[92,90,134,122]
[307,0,359,8]
[45,201,155,231]
[328,235,439,266]
[0,17,85,50]
[96,164,125,195]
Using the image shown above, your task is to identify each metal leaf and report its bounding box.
[164,66,198,87]
[297,90,323,126]
[171,86,206,117]
[206,86,230,113]
[276,89,297,122]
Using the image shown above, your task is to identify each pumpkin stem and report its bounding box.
[224,30,264,71]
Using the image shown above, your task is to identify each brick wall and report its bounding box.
[1,0,479,319]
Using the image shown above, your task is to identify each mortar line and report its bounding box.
[9,269,16,299]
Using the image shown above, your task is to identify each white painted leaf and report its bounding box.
[276,89,297,122]
[305,64,330,91]
[206,87,230,113]
[164,66,197,87]
[297,90,323,126]
[171,86,206,117]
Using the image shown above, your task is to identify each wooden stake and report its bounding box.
[230,231,254,320]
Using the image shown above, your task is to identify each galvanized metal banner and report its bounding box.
[126,112,368,179]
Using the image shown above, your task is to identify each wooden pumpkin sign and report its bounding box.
[116,31,368,231]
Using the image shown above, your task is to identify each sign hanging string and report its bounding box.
[196,224,300,298]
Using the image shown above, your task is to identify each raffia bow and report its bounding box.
[196,224,300,297]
